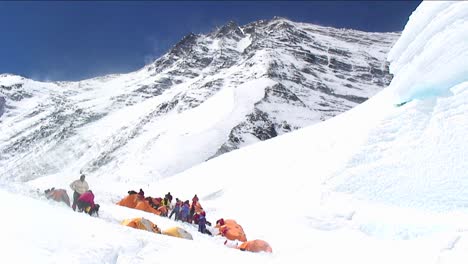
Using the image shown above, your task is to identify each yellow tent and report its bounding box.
[162,226,193,240]
[121,217,161,234]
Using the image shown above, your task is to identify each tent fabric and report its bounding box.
[135,200,161,215]
[151,198,162,208]
[162,226,193,240]
[192,202,203,213]
[117,194,140,208]
[238,239,273,253]
[121,217,161,234]
[216,219,247,242]
[157,205,168,216]
[117,194,162,215]
[215,219,239,228]
[46,189,71,207]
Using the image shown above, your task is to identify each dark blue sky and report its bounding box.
[0,1,421,81]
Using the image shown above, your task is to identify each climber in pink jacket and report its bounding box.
[77,190,96,214]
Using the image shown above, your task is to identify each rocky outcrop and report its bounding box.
[0,96,5,118]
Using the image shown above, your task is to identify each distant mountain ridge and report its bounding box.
[0,17,399,182]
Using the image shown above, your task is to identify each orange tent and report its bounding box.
[215,219,238,227]
[135,200,162,215]
[216,219,247,242]
[117,194,162,215]
[116,194,140,208]
[121,217,161,234]
[238,239,272,253]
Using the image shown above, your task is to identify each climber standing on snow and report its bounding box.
[180,200,190,222]
[198,211,207,234]
[169,198,182,220]
[70,174,89,211]
[192,194,199,205]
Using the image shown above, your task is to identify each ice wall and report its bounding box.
[387,1,468,104]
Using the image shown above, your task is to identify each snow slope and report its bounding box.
[1,1,468,263]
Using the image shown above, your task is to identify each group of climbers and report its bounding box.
[43,174,99,216]
[117,190,272,252]
[44,174,271,254]
[117,190,211,235]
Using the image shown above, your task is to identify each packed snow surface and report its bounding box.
[1,1,468,263]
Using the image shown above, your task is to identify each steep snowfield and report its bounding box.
[1,1,468,263]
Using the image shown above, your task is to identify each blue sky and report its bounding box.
[0,1,421,81]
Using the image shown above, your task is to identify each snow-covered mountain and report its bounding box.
[0,17,398,182]
[1,2,468,263]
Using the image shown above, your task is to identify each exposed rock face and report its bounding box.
[0,18,399,181]
[0,96,5,117]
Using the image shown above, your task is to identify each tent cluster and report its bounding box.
[117,190,207,241]
[118,190,210,227]
[116,190,272,253]
[117,190,210,233]
[44,185,271,253]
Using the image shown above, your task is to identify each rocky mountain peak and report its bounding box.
[213,20,244,40]
[169,33,199,57]
[0,96,5,117]
[0,18,399,181]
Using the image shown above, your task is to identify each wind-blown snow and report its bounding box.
[1,1,468,263]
